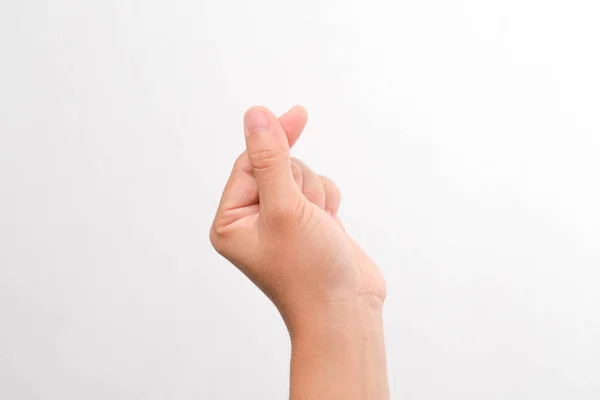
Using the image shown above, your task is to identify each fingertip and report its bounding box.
[279,105,308,148]
[245,105,273,116]
[289,104,307,118]
[245,104,278,121]
[244,108,270,136]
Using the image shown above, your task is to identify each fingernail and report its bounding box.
[244,109,269,136]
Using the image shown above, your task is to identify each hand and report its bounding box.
[210,106,386,329]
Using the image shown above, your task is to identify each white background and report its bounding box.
[1,0,599,399]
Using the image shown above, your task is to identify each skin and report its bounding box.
[210,105,389,399]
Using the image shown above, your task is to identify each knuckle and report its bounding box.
[248,147,286,171]
[333,185,342,200]
[291,157,307,168]
[266,205,295,227]
[265,198,304,231]
[290,161,302,179]
[303,187,325,202]
[321,175,341,197]
[209,224,230,255]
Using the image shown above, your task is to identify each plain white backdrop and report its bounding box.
[1,0,599,399]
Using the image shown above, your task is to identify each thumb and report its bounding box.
[244,106,300,211]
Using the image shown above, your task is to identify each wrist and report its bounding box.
[287,295,389,400]
[288,295,384,347]
[282,294,384,338]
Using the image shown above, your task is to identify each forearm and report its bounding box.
[287,296,389,400]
